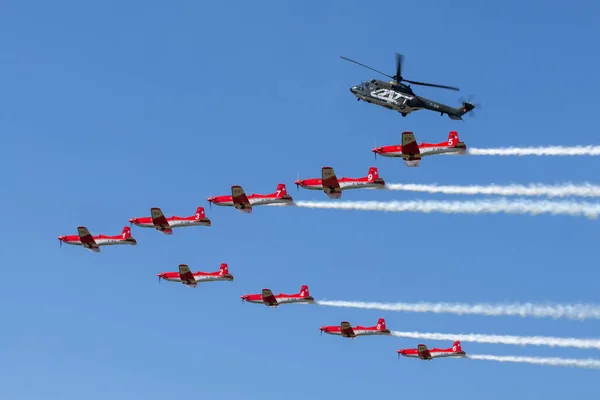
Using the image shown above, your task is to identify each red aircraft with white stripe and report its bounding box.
[58,226,137,253]
[157,263,234,288]
[319,318,390,338]
[241,285,314,307]
[129,206,211,235]
[207,183,293,213]
[397,341,466,360]
[294,166,385,199]
[372,131,467,167]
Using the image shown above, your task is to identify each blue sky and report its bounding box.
[1,1,600,398]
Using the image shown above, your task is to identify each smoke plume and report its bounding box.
[390,331,600,350]
[315,300,600,321]
[292,199,600,219]
[385,183,600,198]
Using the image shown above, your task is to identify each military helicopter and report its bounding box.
[341,53,476,120]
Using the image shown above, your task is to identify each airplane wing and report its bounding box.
[322,167,342,199]
[340,321,355,338]
[232,186,252,213]
[417,344,432,359]
[151,207,173,234]
[77,226,100,252]
[402,132,421,167]
[178,264,196,286]
[261,289,278,306]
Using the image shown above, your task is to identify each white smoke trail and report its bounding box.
[390,331,600,350]
[385,183,600,198]
[315,300,600,321]
[467,146,600,156]
[467,354,600,369]
[292,199,600,219]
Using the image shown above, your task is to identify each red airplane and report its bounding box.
[157,263,234,288]
[319,318,390,338]
[397,341,466,360]
[207,183,293,213]
[241,285,314,307]
[58,226,137,253]
[294,166,385,199]
[372,131,467,167]
[129,206,211,235]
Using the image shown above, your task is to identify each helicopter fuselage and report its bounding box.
[349,79,464,119]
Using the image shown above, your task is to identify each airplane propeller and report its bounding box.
[341,52,460,91]
[59,239,62,248]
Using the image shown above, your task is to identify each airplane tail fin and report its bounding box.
[367,166,384,183]
[447,131,460,147]
[195,206,207,219]
[453,340,462,352]
[376,318,387,331]
[219,263,229,275]
[121,226,132,239]
[276,183,291,199]
[195,206,211,225]
[299,285,310,297]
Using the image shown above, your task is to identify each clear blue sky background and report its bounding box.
[2,1,600,399]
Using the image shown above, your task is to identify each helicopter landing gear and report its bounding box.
[401,113,407,117]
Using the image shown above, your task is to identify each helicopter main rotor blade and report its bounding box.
[394,53,404,81]
[403,79,460,91]
[340,56,395,80]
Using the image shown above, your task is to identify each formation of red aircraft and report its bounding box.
[58,129,467,362]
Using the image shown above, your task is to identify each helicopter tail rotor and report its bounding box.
[458,95,481,118]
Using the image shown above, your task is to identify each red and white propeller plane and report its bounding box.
[397,341,466,360]
[157,263,234,288]
[129,206,211,235]
[241,285,314,307]
[372,131,467,167]
[319,318,390,338]
[207,183,293,213]
[58,226,137,252]
[294,166,385,199]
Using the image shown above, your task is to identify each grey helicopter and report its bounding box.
[341,53,476,120]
